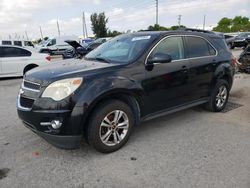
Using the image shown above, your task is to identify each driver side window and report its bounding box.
[151,36,184,61]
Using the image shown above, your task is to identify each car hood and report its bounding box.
[65,40,83,50]
[25,59,119,84]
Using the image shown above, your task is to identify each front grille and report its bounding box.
[23,80,40,91]
[20,96,35,108]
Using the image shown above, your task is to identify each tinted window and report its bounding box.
[86,34,156,64]
[150,36,184,60]
[0,47,31,57]
[186,36,216,58]
[14,41,22,46]
[2,40,12,45]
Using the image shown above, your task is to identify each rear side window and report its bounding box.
[0,47,31,57]
[150,36,184,60]
[14,41,22,46]
[185,36,216,58]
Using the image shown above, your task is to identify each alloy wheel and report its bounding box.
[215,85,228,108]
[99,110,129,146]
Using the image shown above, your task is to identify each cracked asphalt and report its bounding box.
[0,49,250,188]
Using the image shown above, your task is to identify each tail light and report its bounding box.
[45,56,51,62]
[231,56,238,67]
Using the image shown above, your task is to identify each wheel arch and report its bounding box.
[81,89,143,139]
[211,64,234,92]
[23,64,39,75]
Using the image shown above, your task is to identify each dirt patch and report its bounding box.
[0,168,10,180]
[230,89,246,98]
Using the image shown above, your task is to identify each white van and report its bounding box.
[36,35,79,55]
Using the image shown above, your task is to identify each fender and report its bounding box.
[76,75,145,108]
[211,61,234,90]
[74,75,145,128]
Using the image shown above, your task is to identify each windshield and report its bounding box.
[85,34,156,64]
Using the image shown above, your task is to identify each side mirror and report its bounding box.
[76,47,88,56]
[147,53,172,64]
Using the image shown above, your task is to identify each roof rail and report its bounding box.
[177,28,215,34]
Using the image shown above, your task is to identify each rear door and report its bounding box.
[184,36,217,100]
[0,46,31,76]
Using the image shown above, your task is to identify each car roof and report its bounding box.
[134,30,221,39]
[0,45,31,50]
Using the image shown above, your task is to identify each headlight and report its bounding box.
[42,78,83,101]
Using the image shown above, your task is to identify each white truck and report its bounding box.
[36,35,79,55]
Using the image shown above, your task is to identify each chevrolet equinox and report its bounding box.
[17,29,235,153]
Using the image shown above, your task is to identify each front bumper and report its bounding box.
[23,121,81,149]
[17,100,84,149]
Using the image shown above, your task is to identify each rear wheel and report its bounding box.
[87,100,135,153]
[205,79,229,112]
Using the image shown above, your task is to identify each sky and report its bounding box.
[0,0,249,40]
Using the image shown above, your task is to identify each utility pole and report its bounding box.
[57,20,61,36]
[203,15,206,30]
[39,26,44,40]
[83,12,88,38]
[25,30,29,40]
[156,0,158,25]
[178,15,182,27]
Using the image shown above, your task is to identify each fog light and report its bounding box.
[51,120,62,129]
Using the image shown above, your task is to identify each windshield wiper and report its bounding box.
[94,57,111,64]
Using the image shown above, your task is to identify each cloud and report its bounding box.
[0,0,249,39]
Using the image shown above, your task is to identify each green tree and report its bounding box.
[147,24,169,31]
[170,25,186,30]
[213,17,232,32]
[90,12,109,37]
[107,30,123,37]
[213,16,250,32]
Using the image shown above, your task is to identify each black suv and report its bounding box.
[227,32,250,49]
[17,29,235,153]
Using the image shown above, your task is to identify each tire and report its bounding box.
[205,79,229,112]
[87,100,135,153]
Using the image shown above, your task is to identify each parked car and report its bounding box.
[36,35,79,55]
[62,38,111,59]
[81,38,94,45]
[227,32,250,49]
[62,40,83,59]
[17,29,235,153]
[0,45,51,77]
[238,44,250,73]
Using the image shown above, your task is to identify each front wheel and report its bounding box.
[87,100,135,153]
[205,79,229,112]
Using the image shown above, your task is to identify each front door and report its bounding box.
[143,36,190,114]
